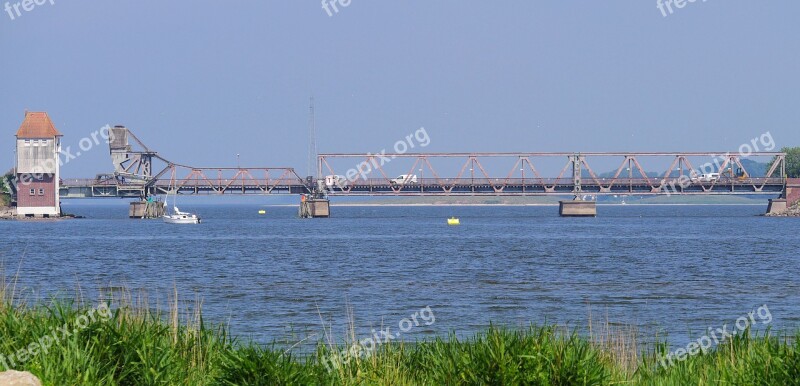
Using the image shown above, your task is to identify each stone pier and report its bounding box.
[766,178,800,216]
[766,198,787,215]
[129,200,165,219]
[787,178,800,206]
[299,197,330,218]
[559,198,597,217]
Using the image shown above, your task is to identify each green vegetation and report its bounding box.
[1,285,799,385]
[0,171,13,207]
[769,147,800,178]
[779,147,800,178]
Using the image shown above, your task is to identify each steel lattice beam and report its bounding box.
[317,152,786,196]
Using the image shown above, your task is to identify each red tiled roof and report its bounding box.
[15,111,62,138]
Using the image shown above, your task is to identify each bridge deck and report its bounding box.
[58,131,789,200]
[58,177,785,198]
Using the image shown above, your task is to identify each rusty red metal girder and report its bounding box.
[319,152,786,157]
[156,164,308,195]
[318,152,787,195]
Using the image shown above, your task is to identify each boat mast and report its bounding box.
[307,97,318,179]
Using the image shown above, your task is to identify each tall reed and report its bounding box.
[1,281,798,385]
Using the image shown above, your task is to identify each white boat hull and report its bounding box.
[163,215,201,224]
[162,204,201,224]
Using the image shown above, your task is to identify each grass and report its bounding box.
[1,280,799,385]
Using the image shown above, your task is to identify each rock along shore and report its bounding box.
[765,202,800,217]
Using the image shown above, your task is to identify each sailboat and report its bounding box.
[163,205,201,224]
[162,191,201,224]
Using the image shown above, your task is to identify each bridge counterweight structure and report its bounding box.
[62,126,312,201]
[60,167,311,199]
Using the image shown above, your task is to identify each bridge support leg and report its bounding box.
[766,199,787,215]
[559,198,596,217]
[299,197,330,218]
[766,179,800,216]
[129,200,165,219]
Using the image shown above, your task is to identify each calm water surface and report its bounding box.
[1,203,799,349]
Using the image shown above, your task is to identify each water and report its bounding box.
[1,203,799,350]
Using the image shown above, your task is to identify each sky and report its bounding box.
[1,0,799,178]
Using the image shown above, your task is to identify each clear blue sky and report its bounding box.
[2,1,798,178]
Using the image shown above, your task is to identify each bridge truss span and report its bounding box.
[57,125,787,200]
[154,164,309,196]
[317,152,787,196]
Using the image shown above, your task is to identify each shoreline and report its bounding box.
[0,206,15,220]
[326,203,767,207]
[61,203,767,208]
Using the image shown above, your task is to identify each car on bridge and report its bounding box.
[390,174,418,185]
[692,173,720,183]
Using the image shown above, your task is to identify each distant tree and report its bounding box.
[1,170,11,194]
[1,170,11,207]
[778,147,800,178]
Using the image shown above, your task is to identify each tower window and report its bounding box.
[39,189,45,195]
[29,189,35,195]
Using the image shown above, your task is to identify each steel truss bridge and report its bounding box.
[318,153,786,196]
[58,126,787,199]
[60,126,309,199]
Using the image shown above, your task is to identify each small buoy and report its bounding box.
[258,210,266,215]
[447,217,460,225]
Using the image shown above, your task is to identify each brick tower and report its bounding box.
[15,111,62,218]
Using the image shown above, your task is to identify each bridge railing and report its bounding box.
[321,177,786,196]
[60,178,119,186]
[328,177,785,187]
[338,178,576,186]
[62,176,785,189]
[152,179,307,188]
[59,175,785,197]
[60,178,308,188]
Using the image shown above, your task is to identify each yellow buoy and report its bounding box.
[447,217,460,225]
[258,210,266,215]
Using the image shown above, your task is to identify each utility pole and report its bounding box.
[308,97,318,178]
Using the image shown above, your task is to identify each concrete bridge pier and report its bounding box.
[559,198,597,217]
[299,195,330,218]
[559,155,597,217]
[767,178,800,215]
[129,200,165,219]
[766,198,787,215]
